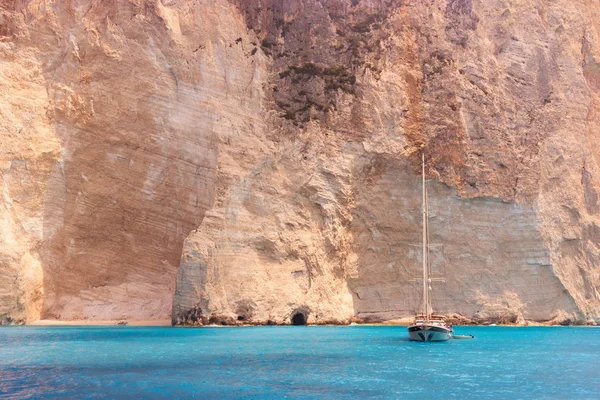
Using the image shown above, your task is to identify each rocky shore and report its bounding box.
[3,313,597,327]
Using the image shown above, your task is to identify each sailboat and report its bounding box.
[407,153,453,342]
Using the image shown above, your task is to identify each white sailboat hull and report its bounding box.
[408,324,452,342]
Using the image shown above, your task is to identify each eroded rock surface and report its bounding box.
[1,1,235,321]
[173,0,600,325]
[1,0,599,324]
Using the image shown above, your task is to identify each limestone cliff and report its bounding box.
[1,0,599,325]
[1,0,223,322]
[172,0,600,326]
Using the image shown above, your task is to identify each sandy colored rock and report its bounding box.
[1,1,236,321]
[1,0,599,325]
[173,0,600,325]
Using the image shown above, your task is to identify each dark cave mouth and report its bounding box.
[291,310,307,325]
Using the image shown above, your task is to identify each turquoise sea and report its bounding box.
[1,325,599,399]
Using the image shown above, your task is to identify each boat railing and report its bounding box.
[413,314,446,321]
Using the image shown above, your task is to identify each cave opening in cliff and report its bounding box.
[291,311,307,325]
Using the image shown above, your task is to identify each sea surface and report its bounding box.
[1,325,599,399]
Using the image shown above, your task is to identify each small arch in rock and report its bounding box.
[291,309,308,325]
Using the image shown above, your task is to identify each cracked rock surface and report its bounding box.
[1,0,599,325]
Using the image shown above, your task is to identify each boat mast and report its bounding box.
[426,183,432,319]
[422,152,429,322]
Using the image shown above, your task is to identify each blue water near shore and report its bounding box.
[1,325,599,399]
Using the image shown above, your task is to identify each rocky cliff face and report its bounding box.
[173,0,600,326]
[1,0,222,322]
[2,0,600,325]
